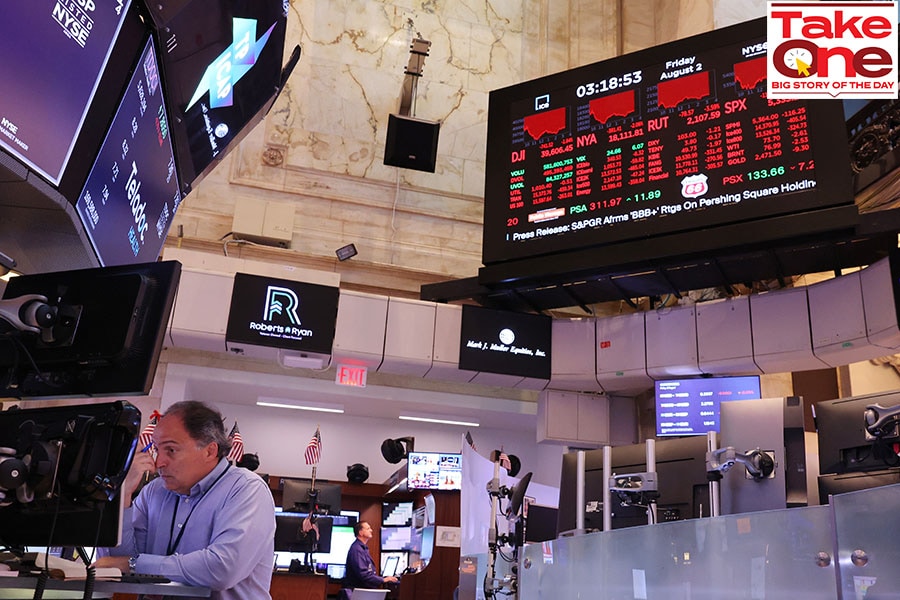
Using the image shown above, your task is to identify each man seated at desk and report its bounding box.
[338,522,397,599]
[95,401,276,600]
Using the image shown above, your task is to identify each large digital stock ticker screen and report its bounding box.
[76,37,181,266]
[0,1,132,185]
[482,18,851,265]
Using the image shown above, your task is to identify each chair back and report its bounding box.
[351,590,389,600]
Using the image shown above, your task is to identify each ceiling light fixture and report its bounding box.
[256,400,344,414]
[398,415,479,427]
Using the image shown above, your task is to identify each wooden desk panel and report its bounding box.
[271,572,327,600]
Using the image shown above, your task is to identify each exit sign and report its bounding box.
[335,364,367,387]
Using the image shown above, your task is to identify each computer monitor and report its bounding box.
[310,524,354,566]
[274,513,333,554]
[381,554,399,577]
[382,501,414,526]
[557,436,710,534]
[818,469,900,500]
[281,477,342,515]
[815,391,900,475]
[524,505,559,543]
[326,563,346,580]
[0,261,181,398]
[0,400,140,547]
[380,552,409,576]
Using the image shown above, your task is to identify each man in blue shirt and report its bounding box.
[339,521,398,599]
[95,401,276,600]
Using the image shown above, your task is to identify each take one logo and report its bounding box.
[767,1,898,99]
[264,286,300,325]
[187,17,277,110]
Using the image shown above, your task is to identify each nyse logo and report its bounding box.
[264,286,301,325]
[767,1,898,99]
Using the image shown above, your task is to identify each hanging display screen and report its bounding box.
[0,1,133,185]
[481,17,851,266]
[76,36,182,266]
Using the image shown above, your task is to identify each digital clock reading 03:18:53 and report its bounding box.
[575,70,643,97]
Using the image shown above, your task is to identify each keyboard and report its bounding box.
[120,573,171,584]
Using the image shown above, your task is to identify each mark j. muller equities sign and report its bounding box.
[768,1,898,99]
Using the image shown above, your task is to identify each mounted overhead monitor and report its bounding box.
[458,305,552,379]
[407,452,462,491]
[481,17,852,267]
[76,35,182,266]
[153,0,288,190]
[0,1,134,186]
[226,273,339,355]
[655,375,761,437]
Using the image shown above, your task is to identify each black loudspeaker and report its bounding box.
[347,463,369,484]
[384,114,440,172]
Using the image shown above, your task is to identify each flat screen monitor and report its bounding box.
[0,260,181,398]
[225,273,339,355]
[151,0,288,189]
[326,563,346,580]
[281,478,342,515]
[407,452,462,491]
[274,512,332,554]
[0,2,134,186]
[76,35,183,267]
[557,436,709,534]
[0,400,140,547]
[815,391,900,475]
[818,469,900,501]
[380,551,409,576]
[458,305,551,379]
[524,504,558,543]
[382,501,414,527]
[381,554,399,577]
[419,526,435,562]
[381,526,414,552]
[481,17,851,268]
[655,375,761,436]
[310,524,354,566]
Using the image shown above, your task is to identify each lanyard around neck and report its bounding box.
[166,464,230,556]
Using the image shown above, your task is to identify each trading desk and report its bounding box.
[0,575,210,598]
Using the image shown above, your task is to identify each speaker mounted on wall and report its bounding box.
[384,114,440,173]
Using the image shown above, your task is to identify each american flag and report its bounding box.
[499,448,511,471]
[227,421,244,463]
[465,430,477,451]
[304,426,322,465]
[138,410,162,450]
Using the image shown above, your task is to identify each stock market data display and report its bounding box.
[76,37,182,266]
[482,18,851,265]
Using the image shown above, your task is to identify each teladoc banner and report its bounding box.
[767,1,898,99]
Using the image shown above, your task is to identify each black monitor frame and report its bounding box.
[815,392,900,476]
[274,512,333,554]
[818,468,900,500]
[0,261,180,399]
[281,477,342,515]
[0,400,140,547]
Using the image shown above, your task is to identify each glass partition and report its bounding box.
[829,484,900,600]
[462,483,900,599]
[519,503,837,599]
